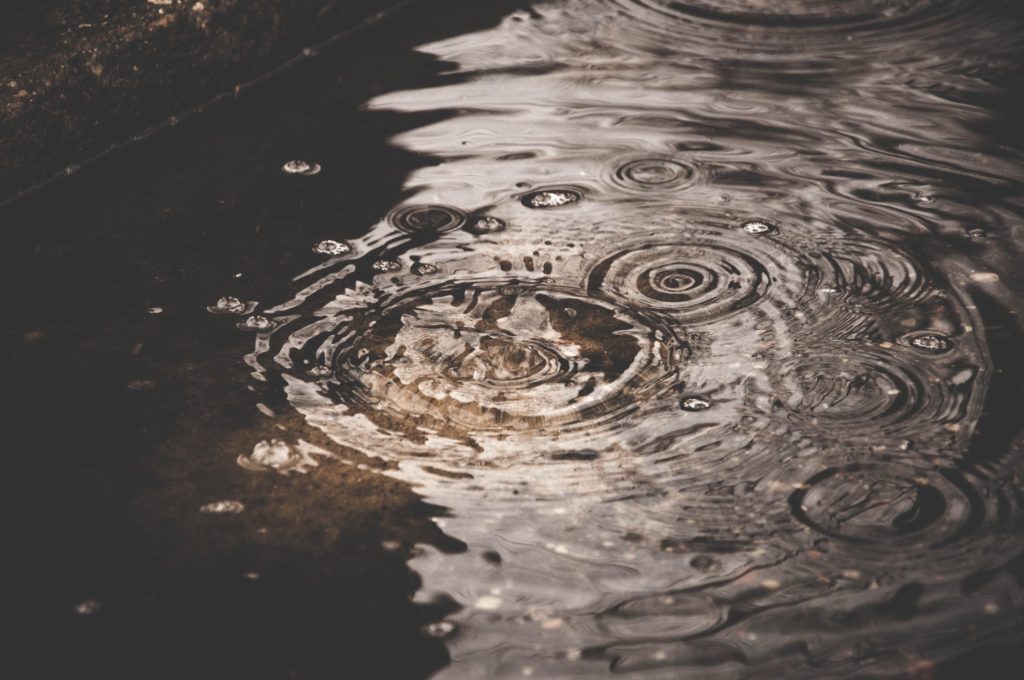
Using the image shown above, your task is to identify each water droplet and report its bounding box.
[741,220,775,235]
[520,187,583,209]
[901,331,953,354]
[411,262,438,276]
[307,365,333,379]
[207,296,255,315]
[281,160,321,176]
[967,228,987,239]
[312,239,352,256]
[238,315,277,331]
[371,259,402,273]
[389,205,467,234]
[425,620,457,638]
[199,500,245,514]
[75,599,101,615]
[243,571,260,581]
[148,306,163,314]
[680,396,712,411]
[474,595,502,610]
[969,272,999,283]
[613,158,694,190]
[690,555,721,573]
[466,215,508,234]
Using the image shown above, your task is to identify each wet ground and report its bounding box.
[6,1,1024,678]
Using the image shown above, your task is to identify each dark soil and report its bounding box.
[0,0,405,202]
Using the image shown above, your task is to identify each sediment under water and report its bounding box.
[8,0,1024,678]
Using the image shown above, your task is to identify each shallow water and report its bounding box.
[7,0,1024,678]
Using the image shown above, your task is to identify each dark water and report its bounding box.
[7,1,1024,678]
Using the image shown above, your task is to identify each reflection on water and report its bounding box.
[227,0,1024,676]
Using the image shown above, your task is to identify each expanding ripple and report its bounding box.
[228,0,1024,677]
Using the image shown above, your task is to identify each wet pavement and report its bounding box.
[6,1,1024,678]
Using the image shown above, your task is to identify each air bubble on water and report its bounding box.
[741,220,775,235]
[281,160,321,176]
[412,262,438,276]
[466,215,508,234]
[148,307,163,314]
[312,239,352,256]
[475,595,503,610]
[901,331,953,354]
[207,296,256,315]
[690,555,721,573]
[371,259,402,273]
[681,396,712,411]
[308,365,333,379]
[75,599,100,615]
[239,439,329,474]
[238,315,277,331]
[200,500,245,514]
[425,620,457,638]
[251,440,291,466]
[521,187,583,209]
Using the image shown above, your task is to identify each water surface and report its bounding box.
[7,0,1024,678]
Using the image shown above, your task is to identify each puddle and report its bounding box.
[6,0,1024,678]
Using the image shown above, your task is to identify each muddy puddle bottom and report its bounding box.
[8,1,1024,678]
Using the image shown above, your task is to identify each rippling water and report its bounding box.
[221,1,1024,676]
[9,0,1023,678]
